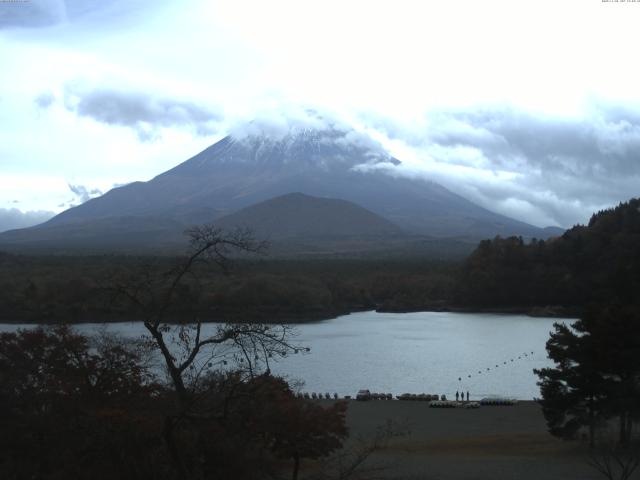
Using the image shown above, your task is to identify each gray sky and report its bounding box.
[1,0,639,231]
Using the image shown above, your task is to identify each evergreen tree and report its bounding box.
[535,319,606,447]
[584,306,640,445]
[535,305,640,447]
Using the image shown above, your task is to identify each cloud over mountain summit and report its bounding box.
[359,102,640,228]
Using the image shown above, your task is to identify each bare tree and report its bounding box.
[109,225,303,477]
[588,443,640,480]
[111,226,298,391]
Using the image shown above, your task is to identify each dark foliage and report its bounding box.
[0,253,460,323]
[194,373,348,480]
[535,305,640,447]
[0,326,167,479]
[0,327,349,479]
[456,198,640,311]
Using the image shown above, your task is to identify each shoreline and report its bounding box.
[0,304,579,325]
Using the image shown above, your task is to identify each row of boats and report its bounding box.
[478,397,518,406]
[296,389,518,406]
[355,390,518,406]
[296,392,339,400]
[430,401,480,408]
[395,393,445,401]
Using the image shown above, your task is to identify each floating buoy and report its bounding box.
[458,377,461,381]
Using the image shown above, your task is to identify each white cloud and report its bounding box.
[357,103,640,227]
[0,208,54,233]
[1,0,640,227]
[61,81,223,141]
[228,107,329,140]
[0,174,128,214]
[66,183,102,205]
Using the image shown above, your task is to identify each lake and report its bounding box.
[0,311,572,400]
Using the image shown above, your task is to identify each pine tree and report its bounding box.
[535,305,640,447]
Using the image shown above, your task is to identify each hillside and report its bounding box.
[0,122,560,253]
[455,198,640,311]
[215,192,403,239]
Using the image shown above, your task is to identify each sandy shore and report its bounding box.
[330,400,603,480]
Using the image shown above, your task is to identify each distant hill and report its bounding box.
[215,192,403,240]
[0,216,185,253]
[0,121,561,253]
[455,198,640,311]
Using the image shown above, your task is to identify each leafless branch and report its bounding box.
[587,442,640,480]
[103,224,296,408]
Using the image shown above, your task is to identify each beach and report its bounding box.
[335,400,602,480]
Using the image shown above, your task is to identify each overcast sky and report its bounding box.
[1,0,639,232]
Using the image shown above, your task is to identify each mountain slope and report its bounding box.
[0,122,560,252]
[0,216,185,252]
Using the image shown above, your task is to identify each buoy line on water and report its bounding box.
[458,350,536,382]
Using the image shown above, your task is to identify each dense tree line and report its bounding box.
[456,198,640,312]
[0,254,459,323]
[531,200,640,474]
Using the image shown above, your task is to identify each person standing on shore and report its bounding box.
[466,391,469,401]
[456,391,459,402]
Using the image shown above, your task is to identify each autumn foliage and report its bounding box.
[0,327,348,479]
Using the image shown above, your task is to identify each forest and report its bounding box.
[455,198,640,311]
[0,253,458,323]
[0,198,639,324]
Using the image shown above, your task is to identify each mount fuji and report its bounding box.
[0,122,562,254]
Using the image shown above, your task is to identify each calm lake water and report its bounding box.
[0,311,572,400]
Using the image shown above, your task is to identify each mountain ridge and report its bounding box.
[0,122,563,253]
